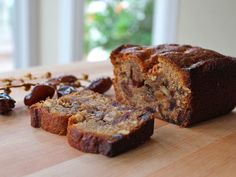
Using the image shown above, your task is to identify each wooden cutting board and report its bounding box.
[0,61,236,177]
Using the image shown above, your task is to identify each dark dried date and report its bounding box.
[57,85,77,97]
[0,93,16,114]
[86,77,112,94]
[24,84,55,106]
[0,73,92,113]
[47,75,78,86]
[58,75,78,83]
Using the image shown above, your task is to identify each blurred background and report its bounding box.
[0,0,236,72]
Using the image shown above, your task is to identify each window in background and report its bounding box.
[84,0,154,62]
[0,0,14,72]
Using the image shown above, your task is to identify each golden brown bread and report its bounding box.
[68,110,154,157]
[111,44,236,127]
[30,90,154,156]
[30,104,70,135]
[30,93,80,135]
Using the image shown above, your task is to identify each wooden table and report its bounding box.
[0,61,236,177]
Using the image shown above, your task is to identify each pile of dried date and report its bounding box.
[0,72,112,114]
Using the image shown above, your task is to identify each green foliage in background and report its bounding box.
[84,0,154,54]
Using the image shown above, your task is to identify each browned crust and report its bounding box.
[30,104,41,128]
[111,44,236,127]
[30,104,70,135]
[67,116,154,157]
[187,58,236,125]
[110,44,227,70]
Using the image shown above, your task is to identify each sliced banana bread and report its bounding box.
[110,44,236,127]
[30,90,154,156]
[67,92,154,157]
[30,92,81,135]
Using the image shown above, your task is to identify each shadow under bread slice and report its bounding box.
[30,90,154,156]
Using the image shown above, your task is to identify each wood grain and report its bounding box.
[0,61,235,177]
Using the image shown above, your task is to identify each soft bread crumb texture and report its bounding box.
[111,44,236,127]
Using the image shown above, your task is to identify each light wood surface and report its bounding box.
[0,61,235,177]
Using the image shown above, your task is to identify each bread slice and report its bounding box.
[110,44,236,127]
[30,93,80,135]
[30,90,154,156]
[67,92,154,157]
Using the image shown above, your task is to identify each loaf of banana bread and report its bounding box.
[30,90,154,156]
[110,44,236,127]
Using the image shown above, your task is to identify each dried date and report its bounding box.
[46,75,78,86]
[58,75,78,83]
[86,77,112,94]
[1,72,111,113]
[0,93,16,114]
[24,84,55,106]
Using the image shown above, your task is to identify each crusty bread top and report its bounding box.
[110,44,236,71]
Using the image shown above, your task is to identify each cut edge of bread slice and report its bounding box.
[30,102,71,135]
[67,112,154,157]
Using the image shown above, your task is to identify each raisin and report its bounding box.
[24,84,55,106]
[86,77,112,94]
[0,93,16,114]
[57,85,77,97]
